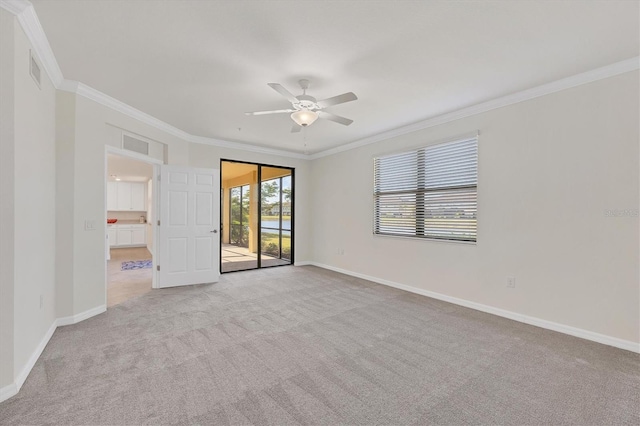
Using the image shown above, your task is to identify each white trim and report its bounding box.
[15,320,56,390]
[294,261,313,266]
[309,57,640,159]
[2,0,638,161]
[303,262,640,354]
[0,304,106,403]
[0,0,28,14]
[56,304,106,327]
[0,383,18,404]
[0,0,64,86]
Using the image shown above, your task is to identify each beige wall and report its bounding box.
[54,94,312,319]
[0,11,58,389]
[310,71,640,344]
[55,90,75,320]
[57,94,192,318]
[0,8,16,390]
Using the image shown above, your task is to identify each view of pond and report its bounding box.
[261,219,291,230]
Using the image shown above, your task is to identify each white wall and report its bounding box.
[311,71,640,344]
[0,8,16,390]
[4,11,57,387]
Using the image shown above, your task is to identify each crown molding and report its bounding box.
[1,0,64,86]
[0,0,28,15]
[59,80,309,159]
[309,56,640,160]
[3,0,638,161]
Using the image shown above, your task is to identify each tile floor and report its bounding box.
[107,247,153,307]
[221,243,290,272]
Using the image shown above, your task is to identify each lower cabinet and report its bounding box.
[108,224,146,247]
[107,227,117,247]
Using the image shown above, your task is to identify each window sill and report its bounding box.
[373,233,477,246]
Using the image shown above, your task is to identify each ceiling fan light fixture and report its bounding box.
[291,109,318,127]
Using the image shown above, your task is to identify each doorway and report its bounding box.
[220,160,294,273]
[105,149,159,307]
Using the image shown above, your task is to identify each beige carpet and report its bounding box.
[0,266,638,425]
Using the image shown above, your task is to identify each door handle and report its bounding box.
[211,230,218,233]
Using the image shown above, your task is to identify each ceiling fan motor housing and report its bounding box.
[294,94,319,111]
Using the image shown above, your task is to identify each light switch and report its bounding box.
[84,220,96,231]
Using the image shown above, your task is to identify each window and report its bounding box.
[373,137,478,242]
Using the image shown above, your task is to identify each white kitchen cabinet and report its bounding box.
[107,226,117,247]
[131,225,145,245]
[107,182,118,210]
[107,181,147,211]
[110,224,146,248]
[130,183,146,211]
[116,227,133,245]
[116,182,132,210]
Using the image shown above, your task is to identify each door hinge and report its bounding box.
[156,265,160,271]
[157,220,160,226]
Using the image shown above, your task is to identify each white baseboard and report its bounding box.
[0,383,17,404]
[304,262,640,354]
[15,321,57,390]
[0,319,57,403]
[294,261,313,266]
[0,304,107,403]
[57,304,106,326]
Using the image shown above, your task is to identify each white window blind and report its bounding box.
[374,137,478,242]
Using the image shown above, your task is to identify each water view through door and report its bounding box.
[221,161,294,273]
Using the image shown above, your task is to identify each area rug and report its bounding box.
[121,259,152,271]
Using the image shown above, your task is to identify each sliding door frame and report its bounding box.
[220,159,295,274]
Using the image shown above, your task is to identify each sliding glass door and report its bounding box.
[260,167,293,267]
[221,161,294,273]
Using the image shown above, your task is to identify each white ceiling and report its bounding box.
[32,1,639,154]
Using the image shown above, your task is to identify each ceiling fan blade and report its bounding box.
[245,109,295,116]
[317,92,358,108]
[291,124,302,133]
[319,111,354,126]
[267,83,298,103]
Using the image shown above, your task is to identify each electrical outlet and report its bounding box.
[507,276,516,288]
[339,248,345,255]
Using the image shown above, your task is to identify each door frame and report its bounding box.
[220,159,295,274]
[104,146,163,301]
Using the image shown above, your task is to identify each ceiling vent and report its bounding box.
[29,50,41,88]
[122,134,149,155]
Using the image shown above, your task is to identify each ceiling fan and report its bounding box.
[245,79,357,133]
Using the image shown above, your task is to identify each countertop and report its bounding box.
[107,220,147,226]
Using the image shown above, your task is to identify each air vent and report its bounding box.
[122,134,149,155]
[30,50,41,88]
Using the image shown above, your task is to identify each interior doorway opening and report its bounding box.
[221,160,294,273]
[105,150,158,307]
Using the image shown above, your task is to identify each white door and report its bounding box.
[158,165,219,288]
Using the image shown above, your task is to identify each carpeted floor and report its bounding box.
[1,266,638,425]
